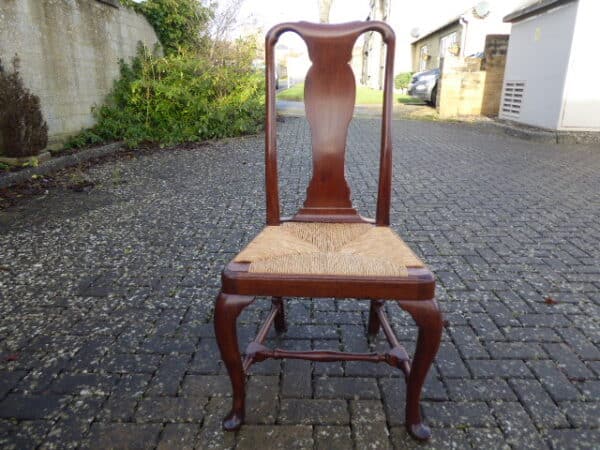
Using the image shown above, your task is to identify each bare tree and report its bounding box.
[318,0,333,23]
[208,0,246,59]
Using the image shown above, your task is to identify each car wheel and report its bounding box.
[430,84,438,107]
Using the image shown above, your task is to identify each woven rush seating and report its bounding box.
[234,222,424,276]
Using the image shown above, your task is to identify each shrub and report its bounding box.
[68,46,265,148]
[122,0,213,54]
[0,57,48,157]
[394,72,413,90]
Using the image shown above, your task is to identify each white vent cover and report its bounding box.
[501,81,525,118]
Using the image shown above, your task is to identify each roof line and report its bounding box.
[410,15,461,44]
[503,0,577,23]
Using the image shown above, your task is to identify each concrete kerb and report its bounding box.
[491,120,600,146]
[0,142,125,190]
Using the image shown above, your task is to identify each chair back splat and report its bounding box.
[264,21,396,225]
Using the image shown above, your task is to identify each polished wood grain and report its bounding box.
[214,21,443,441]
[265,21,395,225]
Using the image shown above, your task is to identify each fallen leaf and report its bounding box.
[544,297,559,305]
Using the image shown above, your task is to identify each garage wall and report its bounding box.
[560,0,600,130]
[499,1,578,129]
[0,0,160,146]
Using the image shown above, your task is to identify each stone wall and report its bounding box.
[0,0,160,147]
[481,35,509,117]
[437,35,508,119]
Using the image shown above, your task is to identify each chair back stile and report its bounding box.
[264,21,395,226]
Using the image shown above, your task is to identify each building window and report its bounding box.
[419,45,429,72]
[439,32,458,58]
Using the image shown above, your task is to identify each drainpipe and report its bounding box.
[459,15,469,57]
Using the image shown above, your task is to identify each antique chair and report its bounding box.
[214,21,443,441]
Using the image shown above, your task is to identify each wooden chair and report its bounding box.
[214,21,443,441]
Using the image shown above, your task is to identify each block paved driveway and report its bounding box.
[0,117,599,449]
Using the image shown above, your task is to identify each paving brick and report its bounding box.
[285,325,339,340]
[485,342,547,360]
[422,401,495,427]
[423,372,449,401]
[344,361,398,377]
[543,344,594,379]
[102,353,161,374]
[50,372,117,395]
[314,425,353,450]
[503,327,562,343]
[41,397,103,450]
[528,360,581,402]
[315,377,380,399]
[0,394,65,420]
[390,427,470,450]
[556,328,600,360]
[0,371,26,398]
[545,429,600,450]
[492,402,546,449]
[518,314,572,328]
[560,402,600,428]
[450,326,489,358]
[467,428,510,450]
[339,325,370,352]
[236,425,313,450]
[0,420,51,450]
[435,342,470,378]
[579,380,600,400]
[245,375,279,424]
[157,423,198,450]
[483,301,520,327]
[147,355,189,396]
[180,374,231,398]
[140,336,196,354]
[446,378,516,401]
[380,378,406,426]
[86,423,161,450]
[196,397,236,449]
[98,396,138,422]
[188,339,222,374]
[510,379,569,428]
[279,339,312,398]
[467,313,504,340]
[350,400,391,449]
[136,397,205,423]
[279,399,349,425]
[468,359,533,379]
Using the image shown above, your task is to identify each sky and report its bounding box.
[132,0,527,71]
[234,0,480,49]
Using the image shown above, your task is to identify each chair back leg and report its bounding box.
[272,297,287,333]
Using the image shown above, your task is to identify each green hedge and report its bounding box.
[68,47,265,148]
[121,0,213,54]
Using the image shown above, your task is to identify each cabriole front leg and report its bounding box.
[214,292,254,431]
[399,299,443,441]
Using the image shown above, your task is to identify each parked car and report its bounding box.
[407,68,440,106]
